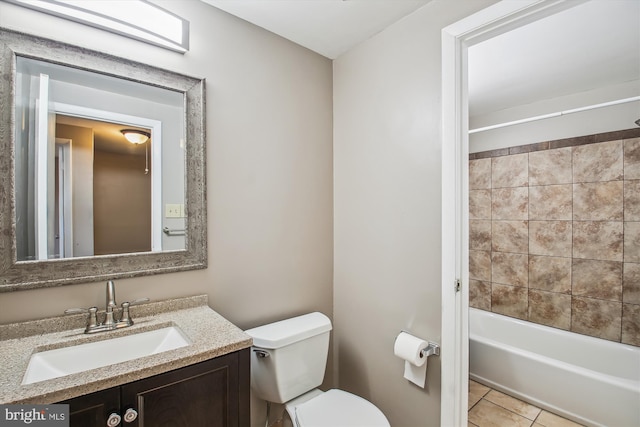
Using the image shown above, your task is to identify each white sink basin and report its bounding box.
[22,326,191,385]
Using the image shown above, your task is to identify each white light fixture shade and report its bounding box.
[4,0,189,53]
[121,129,150,144]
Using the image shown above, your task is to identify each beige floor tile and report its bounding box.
[469,380,491,408]
[468,399,533,427]
[469,422,480,427]
[484,390,541,420]
[535,410,584,427]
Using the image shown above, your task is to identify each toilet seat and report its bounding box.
[291,389,390,427]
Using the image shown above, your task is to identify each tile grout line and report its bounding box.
[482,393,538,423]
[469,381,586,427]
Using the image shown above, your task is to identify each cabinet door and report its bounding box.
[121,352,243,427]
[63,387,120,427]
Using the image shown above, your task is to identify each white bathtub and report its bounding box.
[469,308,640,427]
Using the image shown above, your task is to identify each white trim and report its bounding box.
[55,138,73,258]
[52,102,163,252]
[440,1,588,424]
[35,73,50,260]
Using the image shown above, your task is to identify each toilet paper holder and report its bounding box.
[400,330,440,358]
[421,341,440,358]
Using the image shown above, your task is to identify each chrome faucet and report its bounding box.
[104,280,118,327]
[65,281,149,334]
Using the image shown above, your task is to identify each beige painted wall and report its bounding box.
[94,150,151,255]
[333,1,496,426]
[0,2,333,425]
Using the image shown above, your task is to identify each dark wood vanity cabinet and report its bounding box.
[62,349,249,427]
[62,387,120,427]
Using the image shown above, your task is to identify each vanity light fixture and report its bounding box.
[3,0,190,53]
[121,129,150,145]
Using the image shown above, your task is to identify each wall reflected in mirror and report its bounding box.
[15,56,186,261]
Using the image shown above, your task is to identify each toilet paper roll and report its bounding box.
[394,332,427,367]
[394,332,428,388]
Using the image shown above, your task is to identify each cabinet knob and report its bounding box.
[107,412,121,427]
[123,408,138,423]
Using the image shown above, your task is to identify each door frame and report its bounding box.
[55,138,73,258]
[440,1,587,424]
[53,102,164,253]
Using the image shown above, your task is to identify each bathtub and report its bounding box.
[469,308,640,427]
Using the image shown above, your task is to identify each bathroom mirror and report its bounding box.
[0,28,207,291]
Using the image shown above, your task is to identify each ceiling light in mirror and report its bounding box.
[122,129,151,144]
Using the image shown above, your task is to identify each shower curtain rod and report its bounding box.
[469,96,640,134]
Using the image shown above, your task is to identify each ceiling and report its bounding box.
[468,0,640,117]
[200,0,430,59]
[202,0,639,118]
[57,115,150,155]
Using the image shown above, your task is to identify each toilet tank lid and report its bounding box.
[245,312,332,349]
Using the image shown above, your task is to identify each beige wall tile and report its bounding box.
[529,147,572,186]
[529,255,571,293]
[573,221,623,262]
[470,250,492,282]
[624,180,640,221]
[624,137,640,180]
[529,289,571,330]
[469,137,640,347]
[470,220,492,251]
[573,140,623,183]
[470,189,492,219]
[492,154,528,188]
[492,220,529,253]
[470,158,492,189]
[622,303,640,346]
[492,187,529,220]
[530,221,572,257]
[571,297,622,341]
[573,181,623,221]
[529,185,572,220]
[624,222,640,263]
[492,283,528,319]
[469,280,491,310]
[492,252,528,287]
[572,259,622,301]
[623,263,640,304]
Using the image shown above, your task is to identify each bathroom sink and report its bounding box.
[22,326,191,385]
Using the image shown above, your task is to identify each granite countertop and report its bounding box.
[0,295,252,404]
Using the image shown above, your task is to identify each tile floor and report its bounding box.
[468,380,585,427]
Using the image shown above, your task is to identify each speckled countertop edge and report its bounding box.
[0,295,252,404]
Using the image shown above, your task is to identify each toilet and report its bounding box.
[245,312,390,427]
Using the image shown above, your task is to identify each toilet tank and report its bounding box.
[245,312,332,404]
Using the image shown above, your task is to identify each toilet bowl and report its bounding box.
[285,388,389,427]
[245,312,390,427]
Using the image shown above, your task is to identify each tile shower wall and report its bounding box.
[469,129,640,347]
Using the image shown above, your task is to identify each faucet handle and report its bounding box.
[119,298,149,326]
[64,306,99,331]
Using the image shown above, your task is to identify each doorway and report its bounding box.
[440,1,590,425]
